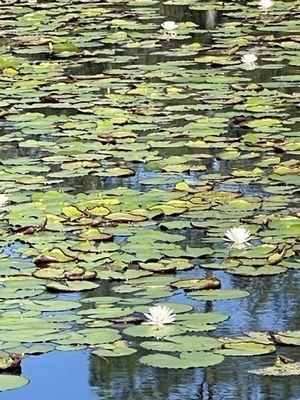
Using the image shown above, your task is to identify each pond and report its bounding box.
[0,0,299,398]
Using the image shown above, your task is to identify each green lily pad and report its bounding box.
[46,281,99,292]
[140,335,221,352]
[20,299,81,312]
[139,351,224,369]
[6,344,55,355]
[92,341,136,358]
[123,324,186,338]
[171,277,221,291]
[228,265,287,276]
[215,341,276,356]
[190,289,250,301]
[249,357,300,376]
[134,302,193,314]
[269,331,300,346]
[0,375,29,391]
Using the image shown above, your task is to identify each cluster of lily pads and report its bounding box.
[0,0,299,393]
[0,183,298,390]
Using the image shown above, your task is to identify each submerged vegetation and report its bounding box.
[0,0,299,396]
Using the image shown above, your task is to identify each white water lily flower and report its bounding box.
[224,226,252,249]
[241,54,258,65]
[161,21,178,31]
[144,305,176,328]
[0,194,8,207]
[258,0,274,10]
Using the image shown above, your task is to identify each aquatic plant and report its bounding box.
[0,0,298,393]
[161,21,178,31]
[0,194,8,207]
[258,0,274,10]
[224,227,252,249]
[241,54,258,65]
[143,305,176,328]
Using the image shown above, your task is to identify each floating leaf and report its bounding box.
[123,324,186,338]
[171,278,221,291]
[215,341,276,356]
[249,356,300,376]
[92,341,136,358]
[139,351,224,369]
[46,281,99,292]
[0,375,29,391]
[140,335,221,352]
[190,289,250,301]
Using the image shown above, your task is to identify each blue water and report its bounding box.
[4,346,300,400]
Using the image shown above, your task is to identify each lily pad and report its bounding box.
[92,341,137,358]
[46,281,99,292]
[0,375,29,391]
[190,289,250,301]
[215,341,276,356]
[123,324,186,338]
[139,351,224,369]
[140,335,221,352]
[171,277,221,291]
[249,356,300,376]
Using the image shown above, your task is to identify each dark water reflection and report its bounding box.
[160,3,220,31]
[4,347,300,400]
[88,349,300,400]
[86,266,300,400]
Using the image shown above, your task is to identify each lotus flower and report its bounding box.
[241,54,258,65]
[161,21,178,31]
[224,226,252,249]
[0,194,8,207]
[143,305,176,328]
[258,0,274,10]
